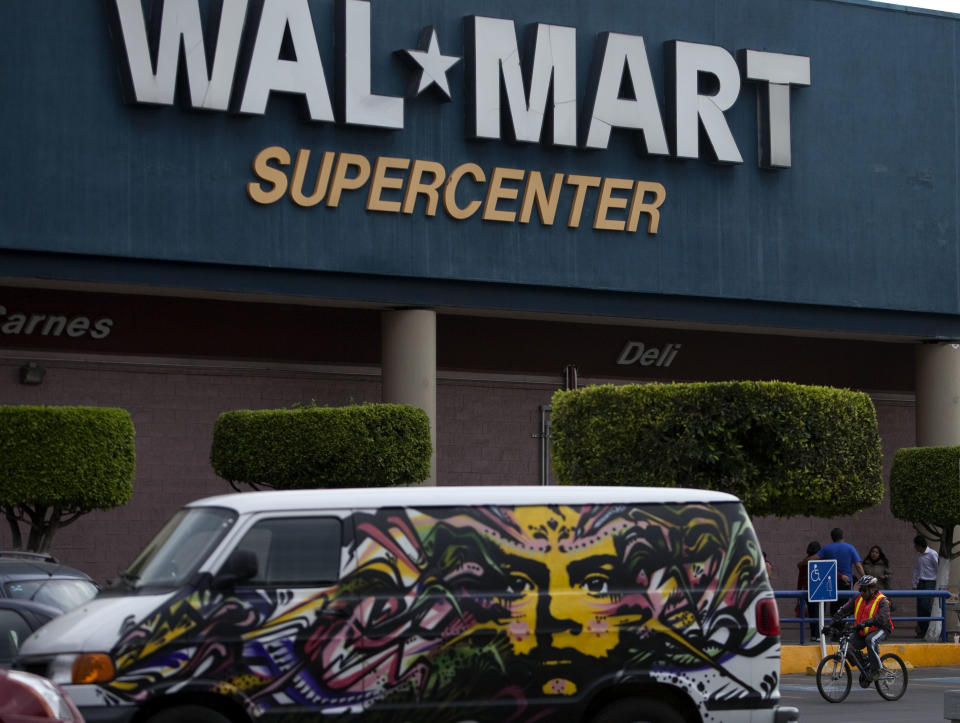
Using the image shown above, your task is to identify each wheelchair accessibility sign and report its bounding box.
[808,559,838,602]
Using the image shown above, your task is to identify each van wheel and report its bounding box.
[144,705,233,723]
[590,697,686,723]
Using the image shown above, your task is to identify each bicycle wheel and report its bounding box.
[816,653,852,703]
[874,653,907,701]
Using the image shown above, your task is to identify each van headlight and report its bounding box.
[48,655,79,685]
[49,653,115,685]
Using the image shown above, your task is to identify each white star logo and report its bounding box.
[401,27,460,101]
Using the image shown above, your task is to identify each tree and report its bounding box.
[211,403,431,490]
[889,445,960,640]
[0,405,135,552]
[550,381,883,518]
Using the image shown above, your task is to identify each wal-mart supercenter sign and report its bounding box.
[3,0,959,317]
[111,0,809,234]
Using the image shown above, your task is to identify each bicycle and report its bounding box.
[815,621,908,703]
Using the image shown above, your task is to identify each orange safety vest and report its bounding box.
[854,592,893,634]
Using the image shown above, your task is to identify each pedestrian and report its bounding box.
[913,534,939,638]
[862,544,891,588]
[818,528,864,616]
[862,544,893,612]
[797,540,822,641]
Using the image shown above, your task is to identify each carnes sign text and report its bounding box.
[107,0,811,169]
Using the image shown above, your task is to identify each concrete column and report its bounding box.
[916,342,960,446]
[381,309,436,485]
[915,342,960,629]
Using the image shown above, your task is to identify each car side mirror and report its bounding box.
[213,549,258,591]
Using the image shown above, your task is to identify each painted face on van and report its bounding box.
[456,504,737,696]
[494,505,626,662]
[450,505,631,698]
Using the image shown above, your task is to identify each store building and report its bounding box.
[1,0,959,597]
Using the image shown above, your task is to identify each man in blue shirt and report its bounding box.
[913,534,939,638]
[819,527,864,616]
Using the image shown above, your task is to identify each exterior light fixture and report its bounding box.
[19,362,46,386]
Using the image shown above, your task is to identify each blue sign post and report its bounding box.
[808,559,837,655]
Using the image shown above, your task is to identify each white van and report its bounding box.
[18,486,798,723]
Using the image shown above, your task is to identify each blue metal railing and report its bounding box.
[774,589,953,643]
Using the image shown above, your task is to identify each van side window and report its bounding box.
[234,517,341,586]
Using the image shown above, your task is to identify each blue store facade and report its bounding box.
[0,0,956,593]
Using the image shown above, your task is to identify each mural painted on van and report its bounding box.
[103,503,776,721]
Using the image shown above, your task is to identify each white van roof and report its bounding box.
[187,485,740,515]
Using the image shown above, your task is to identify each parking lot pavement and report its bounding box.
[779,665,960,723]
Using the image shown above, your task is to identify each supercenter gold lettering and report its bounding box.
[247,147,666,234]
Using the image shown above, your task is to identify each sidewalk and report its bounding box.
[781,640,960,674]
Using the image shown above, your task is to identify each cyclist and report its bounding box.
[829,574,894,680]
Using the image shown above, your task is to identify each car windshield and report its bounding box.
[3,579,98,612]
[117,507,236,589]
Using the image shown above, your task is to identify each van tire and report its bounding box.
[144,705,232,723]
[590,697,686,723]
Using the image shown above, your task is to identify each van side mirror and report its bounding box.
[213,549,258,591]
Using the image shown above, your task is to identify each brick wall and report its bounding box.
[0,358,559,583]
[0,356,921,599]
[437,376,555,486]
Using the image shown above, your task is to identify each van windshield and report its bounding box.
[114,507,236,590]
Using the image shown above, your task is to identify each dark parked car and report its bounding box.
[0,598,61,667]
[0,551,98,614]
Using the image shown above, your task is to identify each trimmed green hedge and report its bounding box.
[211,403,432,489]
[890,446,960,528]
[0,405,135,509]
[550,381,883,517]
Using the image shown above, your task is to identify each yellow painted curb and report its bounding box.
[782,643,960,674]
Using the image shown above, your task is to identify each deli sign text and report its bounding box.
[107,0,811,169]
